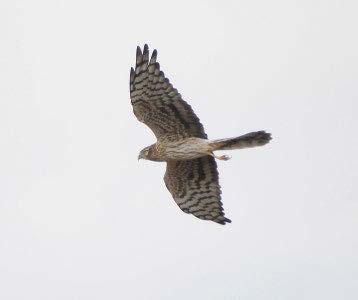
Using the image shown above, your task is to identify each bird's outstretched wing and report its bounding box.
[164,156,231,225]
[130,44,207,141]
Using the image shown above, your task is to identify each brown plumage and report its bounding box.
[130,44,272,225]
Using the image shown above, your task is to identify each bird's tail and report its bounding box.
[209,131,272,151]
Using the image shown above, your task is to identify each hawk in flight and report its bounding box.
[130,44,271,225]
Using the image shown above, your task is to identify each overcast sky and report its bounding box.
[1,0,357,299]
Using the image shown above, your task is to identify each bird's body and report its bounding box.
[141,131,271,162]
[130,44,271,225]
[140,138,211,161]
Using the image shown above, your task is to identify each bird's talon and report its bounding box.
[217,155,230,161]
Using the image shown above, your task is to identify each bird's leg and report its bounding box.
[216,154,231,161]
[208,152,231,161]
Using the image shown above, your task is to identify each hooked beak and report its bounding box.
[138,153,143,161]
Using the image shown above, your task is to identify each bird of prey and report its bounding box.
[130,44,271,225]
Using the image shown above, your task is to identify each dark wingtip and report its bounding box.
[136,46,143,66]
[142,44,149,63]
[150,49,158,63]
[154,62,160,70]
[216,217,232,225]
[130,67,135,82]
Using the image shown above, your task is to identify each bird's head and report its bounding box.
[138,145,163,161]
[138,145,152,161]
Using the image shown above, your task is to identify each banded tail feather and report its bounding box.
[210,131,272,151]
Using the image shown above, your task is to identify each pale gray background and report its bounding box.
[1,0,357,299]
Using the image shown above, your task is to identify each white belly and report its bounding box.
[163,138,210,160]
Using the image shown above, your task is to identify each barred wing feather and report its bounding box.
[164,156,231,225]
[130,44,207,141]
